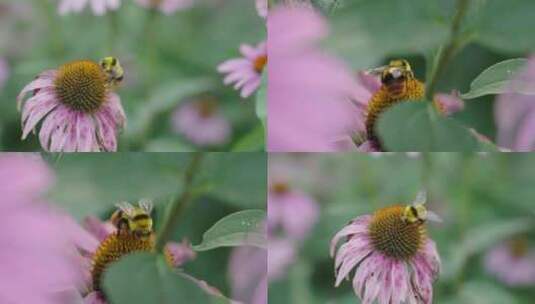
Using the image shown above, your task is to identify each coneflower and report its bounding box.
[17,59,126,152]
[330,191,441,304]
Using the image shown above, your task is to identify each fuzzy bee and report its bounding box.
[99,56,124,88]
[401,190,443,224]
[110,199,154,239]
[365,59,425,150]
[91,200,155,292]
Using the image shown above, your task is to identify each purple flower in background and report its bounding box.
[267,238,295,281]
[434,92,465,116]
[58,0,121,16]
[0,154,83,304]
[135,0,193,15]
[330,203,441,304]
[165,239,197,267]
[218,41,267,98]
[495,56,535,151]
[0,57,8,90]
[267,6,366,152]
[229,246,267,304]
[171,99,231,147]
[268,180,319,241]
[17,60,126,152]
[256,0,267,18]
[484,239,535,287]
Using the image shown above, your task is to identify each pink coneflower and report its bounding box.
[69,213,202,303]
[330,192,441,304]
[268,180,319,241]
[0,154,83,304]
[58,0,121,16]
[218,41,267,98]
[228,246,267,304]
[17,59,126,152]
[0,57,8,90]
[135,0,193,15]
[256,0,267,18]
[484,238,535,287]
[495,56,535,151]
[171,99,231,147]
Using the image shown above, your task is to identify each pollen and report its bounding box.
[90,232,154,292]
[368,205,426,260]
[365,78,425,149]
[253,55,267,73]
[54,60,107,113]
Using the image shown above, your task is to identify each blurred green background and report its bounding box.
[42,152,266,302]
[0,0,265,151]
[269,153,535,304]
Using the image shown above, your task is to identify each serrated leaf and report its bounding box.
[377,102,479,151]
[193,210,267,251]
[104,253,231,304]
[462,58,532,99]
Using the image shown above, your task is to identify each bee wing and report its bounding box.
[413,190,427,206]
[365,65,388,76]
[116,201,135,217]
[138,198,154,214]
[426,210,443,223]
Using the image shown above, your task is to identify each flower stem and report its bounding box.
[425,0,471,100]
[155,153,204,251]
[107,11,119,54]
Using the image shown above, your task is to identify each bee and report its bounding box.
[401,190,443,224]
[99,56,124,88]
[91,200,155,293]
[365,59,425,150]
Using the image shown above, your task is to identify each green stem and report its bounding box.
[425,0,471,100]
[143,9,159,89]
[107,11,119,54]
[155,153,204,251]
[38,0,64,57]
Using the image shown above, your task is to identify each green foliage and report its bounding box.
[377,102,480,151]
[193,209,267,251]
[462,59,531,99]
[104,253,231,304]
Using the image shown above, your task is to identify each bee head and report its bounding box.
[99,56,124,85]
[380,59,414,85]
[114,200,154,237]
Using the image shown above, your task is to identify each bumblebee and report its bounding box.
[99,56,124,88]
[365,59,425,150]
[401,190,443,224]
[91,200,155,292]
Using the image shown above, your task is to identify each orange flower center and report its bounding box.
[509,238,528,259]
[253,55,267,73]
[54,60,107,113]
[368,205,426,260]
[271,181,290,195]
[196,99,217,118]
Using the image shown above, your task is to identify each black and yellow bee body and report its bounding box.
[365,59,425,150]
[99,56,124,88]
[90,200,155,293]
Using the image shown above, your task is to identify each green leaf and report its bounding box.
[193,210,267,251]
[443,218,534,280]
[377,102,479,151]
[49,154,192,220]
[201,153,267,209]
[231,124,265,151]
[255,72,267,128]
[104,253,230,304]
[126,78,215,141]
[476,0,535,54]
[462,58,531,99]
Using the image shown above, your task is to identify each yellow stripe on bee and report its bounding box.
[365,78,425,148]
